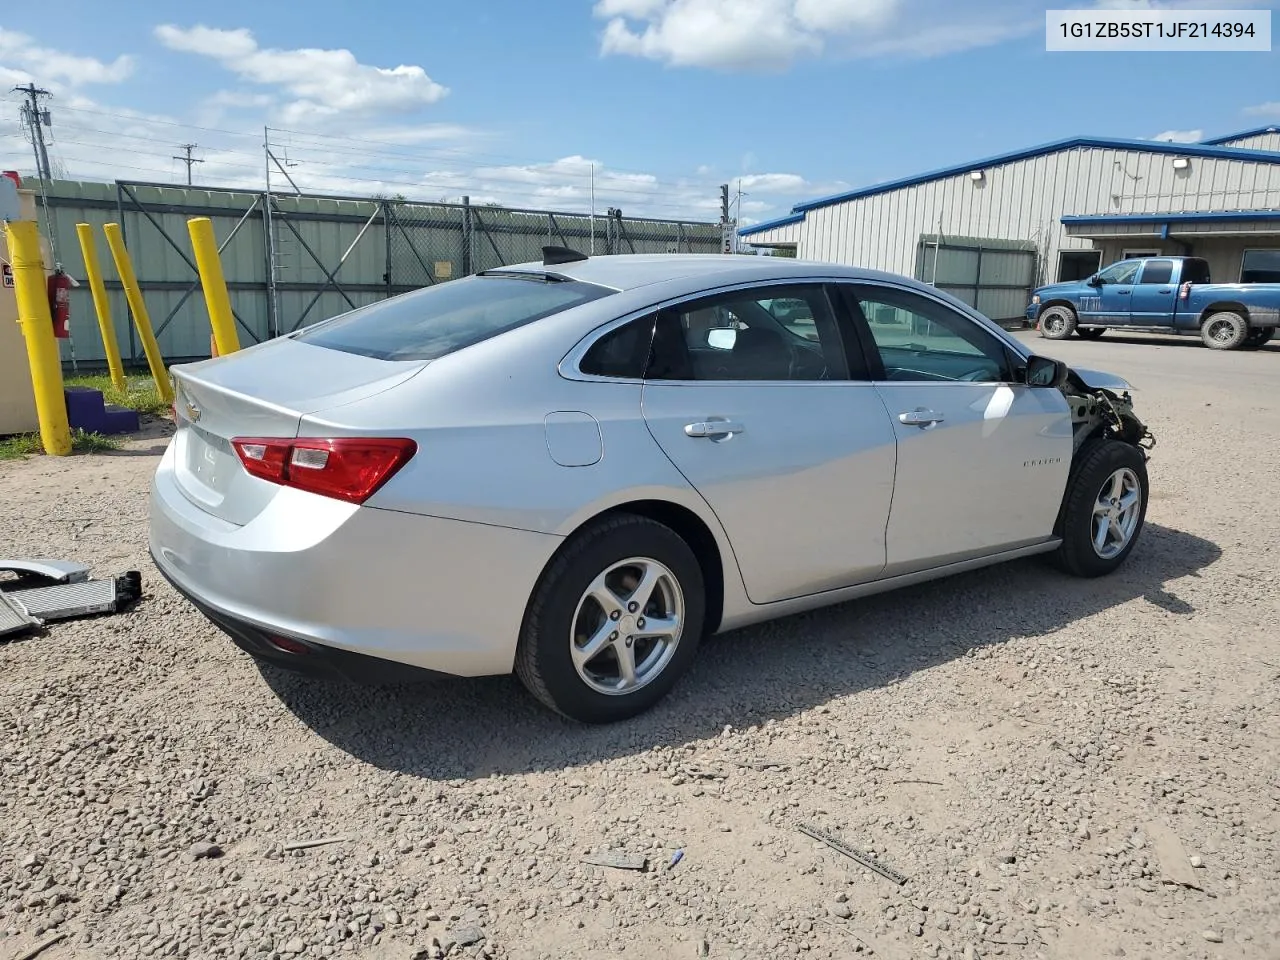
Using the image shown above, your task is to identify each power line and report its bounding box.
[172,143,203,186]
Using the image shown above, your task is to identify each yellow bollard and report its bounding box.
[102,222,172,405]
[4,220,72,455]
[187,217,241,356]
[75,222,126,393]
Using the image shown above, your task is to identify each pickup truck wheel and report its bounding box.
[1241,328,1274,350]
[1051,440,1148,578]
[1200,311,1249,350]
[1076,327,1106,340]
[1038,306,1076,341]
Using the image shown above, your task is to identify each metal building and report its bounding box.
[740,128,1280,322]
[1204,124,1280,153]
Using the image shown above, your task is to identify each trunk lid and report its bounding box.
[170,337,425,525]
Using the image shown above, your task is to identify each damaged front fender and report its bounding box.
[1062,367,1155,457]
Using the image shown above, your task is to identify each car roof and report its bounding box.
[489,253,889,292]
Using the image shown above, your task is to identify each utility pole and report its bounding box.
[14,83,53,182]
[172,143,203,186]
[734,179,745,254]
[720,184,731,254]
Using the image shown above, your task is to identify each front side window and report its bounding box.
[1097,260,1141,285]
[847,285,1012,383]
[646,285,848,382]
[1138,260,1174,285]
[295,274,614,361]
[1241,250,1280,284]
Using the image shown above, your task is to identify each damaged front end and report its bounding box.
[1061,367,1156,457]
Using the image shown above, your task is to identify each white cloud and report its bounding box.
[1151,129,1204,143]
[593,0,1052,68]
[0,28,812,226]
[154,24,448,127]
[593,0,1271,68]
[1243,102,1280,119]
[0,28,134,86]
[736,173,808,192]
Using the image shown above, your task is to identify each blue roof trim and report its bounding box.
[789,136,1280,215]
[1063,210,1280,225]
[1201,125,1279,146]
[738,212,804,237]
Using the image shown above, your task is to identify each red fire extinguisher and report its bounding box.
[48,264,72,339]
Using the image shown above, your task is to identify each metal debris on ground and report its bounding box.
[11,932,67,960]
[739,758,791,771]
[681,763,728,780]
[798,822,909,886]
[0,559,141,638]
[282,836,349,853]
[581,850,647,871]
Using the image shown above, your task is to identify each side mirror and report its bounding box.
[1087,274,1103,287]
[1025,355,1068,388]
[706,328,737,351]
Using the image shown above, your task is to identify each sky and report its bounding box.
[1,0,1277,226]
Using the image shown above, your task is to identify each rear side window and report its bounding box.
[295,274,614,361]
[1183,259,1212,284]
[1138,260,1174,285]
[580,316,655,379]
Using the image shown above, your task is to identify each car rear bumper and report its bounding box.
[148,441,563,678]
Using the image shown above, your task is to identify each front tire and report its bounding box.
[1076,327,1106,340]
[1200,311,1249,350]
[1038,306,1077,341]
[515,514,705,723]
[1052,440,1148,578]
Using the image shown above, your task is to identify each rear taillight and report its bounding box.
[230,437,416,504]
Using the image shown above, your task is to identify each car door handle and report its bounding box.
[898,409,944,428]
[1157,289,1171,294]
[684,420,745,439]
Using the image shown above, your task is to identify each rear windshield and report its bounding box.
[294,274,615,361]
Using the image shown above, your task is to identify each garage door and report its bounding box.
[914,234,1038,323]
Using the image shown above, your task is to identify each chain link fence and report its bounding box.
[41,180,723,364]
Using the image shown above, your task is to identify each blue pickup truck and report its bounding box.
[1027,255,1280,350]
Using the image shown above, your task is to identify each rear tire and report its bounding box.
[1038,306,1077,341]
[1241,328,1274,351]
[515,514,705,723]
[1052,440,1148,578]
[1076,327,1106,340]
[1200,311,1249,350]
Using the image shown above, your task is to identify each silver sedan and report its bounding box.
[149,250,1155,723]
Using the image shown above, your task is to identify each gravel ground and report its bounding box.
[2,332,1278,960]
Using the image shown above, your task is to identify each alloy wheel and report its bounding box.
[1091,467,1142,560]
[569,557,685,696]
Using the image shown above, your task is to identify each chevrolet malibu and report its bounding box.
[150,250,1155,723]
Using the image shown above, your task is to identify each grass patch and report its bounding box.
[0,434,44,460]
[64,373,170,417]
[72,429,124,453]
[0,429,123,461]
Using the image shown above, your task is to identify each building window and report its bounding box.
[1241,250,1280,284]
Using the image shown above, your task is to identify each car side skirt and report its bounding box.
[716,538,1062,633]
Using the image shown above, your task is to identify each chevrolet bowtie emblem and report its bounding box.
[183,398,202,422]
